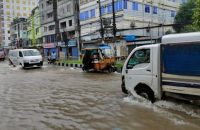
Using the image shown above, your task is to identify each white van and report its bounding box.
[122,32,200,102]
[8,49,43,68]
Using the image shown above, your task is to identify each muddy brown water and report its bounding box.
[0,61,200,130]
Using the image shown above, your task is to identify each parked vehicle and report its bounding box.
[8,49,43,68]
[0,48,5,61]
[82,44,116,72]
[122,32,200,102]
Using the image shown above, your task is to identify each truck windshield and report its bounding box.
[127,49,150,69]
[23,50,40,56]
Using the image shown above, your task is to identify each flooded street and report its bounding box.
[0,61,200,130]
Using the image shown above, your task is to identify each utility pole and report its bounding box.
[112,0,117,56]
[98,0,104,43]
[52,0,60,42]
[74,0,81,59]
[52,0,60,58]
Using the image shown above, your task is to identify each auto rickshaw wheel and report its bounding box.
[108,67,113,73]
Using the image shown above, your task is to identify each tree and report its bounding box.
[192,0,200,31]
[173,0,196,33]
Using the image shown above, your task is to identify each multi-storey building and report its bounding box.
[10,18,28,48]
[79,0,187,56]
[39,0,79,59]
[0,0,38,49]
[27,6,43,48]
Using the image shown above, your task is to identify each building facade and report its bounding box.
[0,0,38,48]
[79,0,188,57]
[39,0,79,59]
[27,6,43,48]
[10,18,28,48]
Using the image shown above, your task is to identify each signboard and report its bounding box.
[124,35,136,42]
[43,43,55,48]
[68,40,77,47]
[59,52,65,60]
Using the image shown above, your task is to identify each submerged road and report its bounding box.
[0,61,200,130]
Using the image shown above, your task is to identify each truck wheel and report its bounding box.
[135,86,155,103]
[121,79,128,94]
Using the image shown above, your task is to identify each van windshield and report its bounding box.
[23,50,40,56]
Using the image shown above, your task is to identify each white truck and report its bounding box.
[121,32,200,102]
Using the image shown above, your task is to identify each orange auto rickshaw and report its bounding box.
[82,44,116,72]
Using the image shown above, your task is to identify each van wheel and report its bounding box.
[135,85,155,103]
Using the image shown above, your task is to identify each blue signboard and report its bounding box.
[68,40,77,47]
[124,35,136,42]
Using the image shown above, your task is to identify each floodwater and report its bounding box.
[0,61,200,130]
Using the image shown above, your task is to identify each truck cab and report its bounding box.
[122,32,200,102]
[122,44,160,102]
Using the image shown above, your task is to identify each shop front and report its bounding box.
[59,39,78,60]
[43,43,58,59]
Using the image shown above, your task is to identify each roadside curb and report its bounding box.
[54,62,122,73]
[55,62,83,68]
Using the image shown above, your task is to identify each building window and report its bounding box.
[50,35,55,42]
[101,6,106,14]
[49,25,55,31]
[80,12,84,21]
[115,0,123,11]
[171,10,176,17]
[132,2,138,11]
[181,0,187,4]
[85,11,89,19]
[145,5,150,13]
[123,0,127,9]
[68,20,72,27]
[90,9,95,18]
[36,28,39,35]
[47,12,53,18]
[61,22,66,29]
[107,4,112,13]
[67,4,71,13]
[153,6,158,14]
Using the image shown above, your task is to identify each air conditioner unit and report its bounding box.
[103,18,111,27]
[130,21,135,28]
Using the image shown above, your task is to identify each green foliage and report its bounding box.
[60,60,82,64]
[173,0,196,33]
[165,29,173,34]
[192,0,200,31]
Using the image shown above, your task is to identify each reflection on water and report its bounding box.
[0,62,200,130]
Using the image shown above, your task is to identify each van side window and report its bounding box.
[127,49,150,69]
[19,51,23,57]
